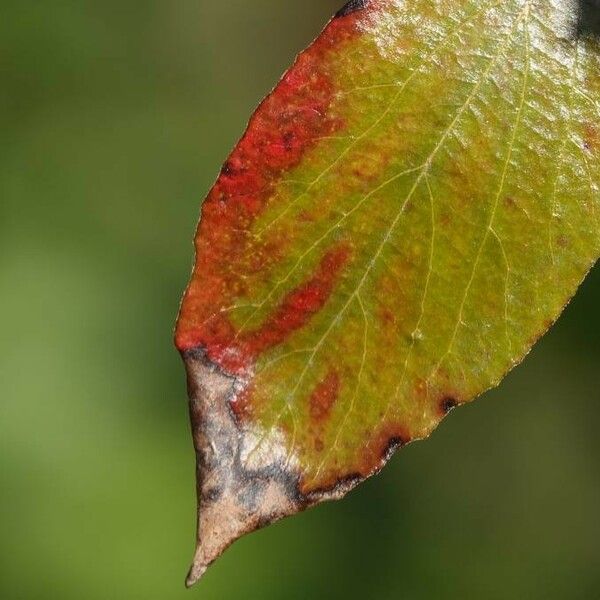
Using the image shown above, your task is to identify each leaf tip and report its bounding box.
[185,554,207,588]
[182,348,306,583]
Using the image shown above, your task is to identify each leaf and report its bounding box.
[175,0,600,585]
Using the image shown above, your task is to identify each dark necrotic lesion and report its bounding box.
[578,0,600,38]
[335,0,369,19]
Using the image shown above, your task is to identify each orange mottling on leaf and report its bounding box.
[584,123,598,151]
[309,369,341,423]
[301,421,411,495]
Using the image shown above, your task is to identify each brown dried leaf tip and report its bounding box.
[182,350,305,587]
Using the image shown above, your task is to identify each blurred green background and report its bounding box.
[1,1,599,598]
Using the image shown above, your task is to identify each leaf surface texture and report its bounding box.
[176,0,600,584]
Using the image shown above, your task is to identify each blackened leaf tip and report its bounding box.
[335,0,370,19]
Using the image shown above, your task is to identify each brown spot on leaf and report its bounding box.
[220,161,239,177]
[350,423,411,483]
[335,0,370,18]
[381,436,408,462]
[439,211,451,226]
[440,396,458,415]
[380,308,396,325]
[584,123,598,150]
[298,210,315,222]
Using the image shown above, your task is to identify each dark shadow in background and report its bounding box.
[578,0,600,38]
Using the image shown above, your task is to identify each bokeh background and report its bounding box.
[1,1,599,598]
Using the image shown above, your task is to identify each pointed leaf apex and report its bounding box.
[183,349,304,587]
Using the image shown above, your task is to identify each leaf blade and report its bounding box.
[176,0,599,584]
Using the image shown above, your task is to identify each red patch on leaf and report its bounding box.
[230,383,255,422]
[191,243,351,375]
[242,245,351,361]
[309,369,341,423]
[175,14,363,373]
